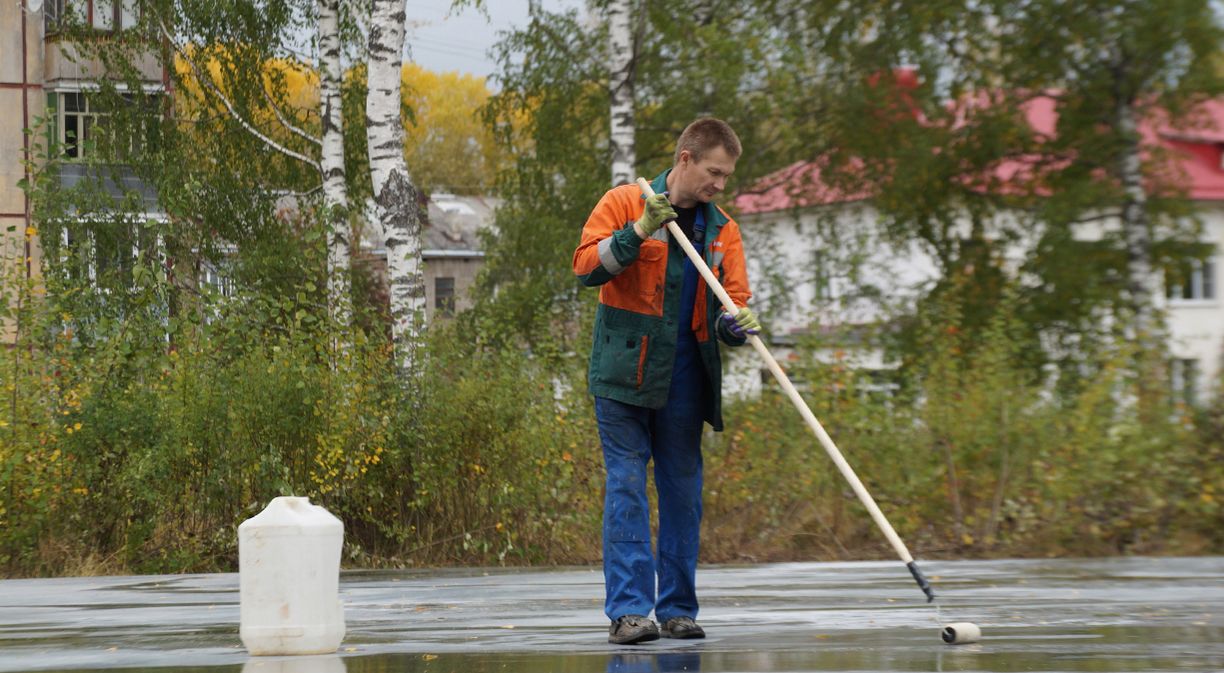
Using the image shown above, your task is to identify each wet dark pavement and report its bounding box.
[1,557,1221,672]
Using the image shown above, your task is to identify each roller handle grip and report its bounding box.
[908,561,936,603]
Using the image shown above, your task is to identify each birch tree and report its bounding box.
[319,0,351,328]
[368,0,426,373]
[606,0,636,187]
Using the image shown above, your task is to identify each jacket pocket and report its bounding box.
[624,240,666,296]
[594,327,650,390]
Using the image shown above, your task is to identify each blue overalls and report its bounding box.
[596,208,708,623]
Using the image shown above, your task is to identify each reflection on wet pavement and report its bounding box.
[1,557,1221,672]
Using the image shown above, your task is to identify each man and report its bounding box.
[572,118,760,645]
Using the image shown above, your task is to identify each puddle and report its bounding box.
[2,557,1221,672]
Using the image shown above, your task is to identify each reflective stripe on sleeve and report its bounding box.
[597,237,626,275]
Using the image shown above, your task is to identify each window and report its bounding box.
[121,0,138,27]
[1170,358,1199,407]
[1167,257,1216,301]
[58,219,160,291]
[60,225,95,285]
[198,258,234,324]
[92,0,114,29]
[435,276,456,316]
[46,0,139,33]
[56,92,154,161]
[59,92,96,160]
[201,261,234,298]
[812,250,833,301]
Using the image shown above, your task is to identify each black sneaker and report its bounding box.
[608,614,660,644]
[660,616,705,639]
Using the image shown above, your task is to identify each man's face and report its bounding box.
[673,146,737,205]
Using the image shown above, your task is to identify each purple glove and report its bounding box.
[720,307,760,339]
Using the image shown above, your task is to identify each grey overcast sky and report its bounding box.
[404,1,584,80]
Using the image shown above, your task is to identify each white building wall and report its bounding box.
[728,203,943,399]
[740,202,942,335]
[1165,205,1224,402]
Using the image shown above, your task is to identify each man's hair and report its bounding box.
[674,118,742,164]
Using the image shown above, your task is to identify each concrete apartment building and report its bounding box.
[2,0,165,341]
[3,3,496,336]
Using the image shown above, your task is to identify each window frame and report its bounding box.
[812,249,833,302]
[1166,256,1217,303]
[200,260,235,300]
[434,276,456,317]
[1169,358,1200,407]
[56,213,167,296]
[45,0,141,34]
[51,87,162,162]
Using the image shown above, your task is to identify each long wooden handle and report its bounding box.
[636,177,928,582]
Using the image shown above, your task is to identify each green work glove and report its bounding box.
[635,192,677,239]
[720,307,761,339]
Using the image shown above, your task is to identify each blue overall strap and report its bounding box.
[677,207,706,338]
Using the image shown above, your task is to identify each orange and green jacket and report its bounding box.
[572,171,752,431]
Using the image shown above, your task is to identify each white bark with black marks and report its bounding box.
[368,0,425,375]
[319,0,351,329]
[607,0,635,187]
[1115,99,1158,342]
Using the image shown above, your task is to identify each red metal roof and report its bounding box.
[735,96,1224,214]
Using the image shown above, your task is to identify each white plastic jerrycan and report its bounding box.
[239,496,346,655]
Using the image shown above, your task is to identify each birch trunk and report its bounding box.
[1115,100,1159,342]
[368,0,425,375]
[607,0,635,187]
[319,0,350,327]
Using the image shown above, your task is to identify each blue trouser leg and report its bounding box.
[653,341,705,622]
[597,397,655,620]
[651,410,703,622]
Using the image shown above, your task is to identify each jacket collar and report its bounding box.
[651,169,729,236]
